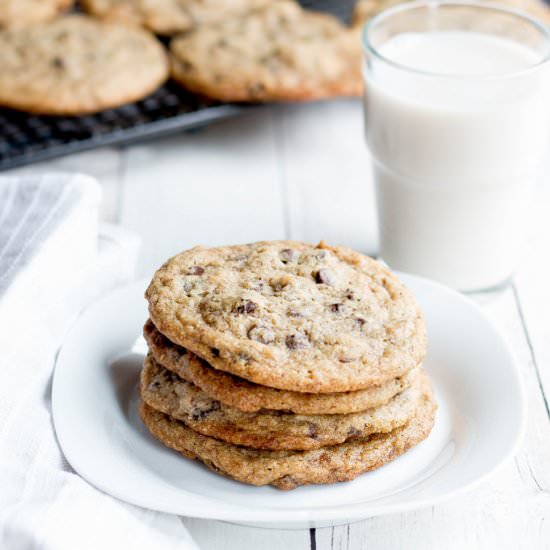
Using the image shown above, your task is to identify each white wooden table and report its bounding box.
[8,99,550,550]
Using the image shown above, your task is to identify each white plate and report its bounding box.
[52,274,526,529]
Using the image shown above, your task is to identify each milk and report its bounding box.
[364,31,550,290]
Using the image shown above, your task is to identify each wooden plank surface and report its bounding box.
[514,177,550,407]
[271,100,378,254]
[5,102,550,550]
[182,518,312,550]
[119,109,286,278]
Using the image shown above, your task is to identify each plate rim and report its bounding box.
[52,273,527,524]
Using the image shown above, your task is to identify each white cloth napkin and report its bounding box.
[0,173,199,550]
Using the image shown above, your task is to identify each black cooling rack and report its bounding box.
[0,85,247,171]
[0,0,357,171]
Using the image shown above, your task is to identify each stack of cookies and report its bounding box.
[140,240,436,490]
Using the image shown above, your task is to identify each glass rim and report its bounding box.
[362,0,550,80]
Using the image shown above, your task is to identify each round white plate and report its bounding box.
[52,274,526,529]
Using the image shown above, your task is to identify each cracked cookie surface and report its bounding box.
[141,354,424,450]
[169,1,362,102]
[0,15,168,114]
[144,319,416,414]
[0,0,72,28]
[81,0,271,35]
[139,374,436,489]
[146,240,427,393]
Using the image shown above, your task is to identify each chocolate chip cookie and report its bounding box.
[141,354,425,450]
[0,15,168,114]
[169,1,362,102]
[144,319,416,414]
[146,240,427,393]
[0,0,72,28]
[81,0,271,36]
[139,373,436,489]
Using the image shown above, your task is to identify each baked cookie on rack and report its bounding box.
[0,0,72,28]
[170,1,362,102]
[81,0,271,35]
[0,15,168,114]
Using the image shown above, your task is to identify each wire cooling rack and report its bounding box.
[0,0,357,171]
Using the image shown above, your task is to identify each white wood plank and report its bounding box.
[514,177,550,412]
[317,286,550,550]
[4,147,124,223]
[119,109,286,278]
[182,518,311,550]
[272,99,379,255]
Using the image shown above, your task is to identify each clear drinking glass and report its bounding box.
[362,1,550,291]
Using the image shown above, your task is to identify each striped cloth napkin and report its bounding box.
[0,173,199,550]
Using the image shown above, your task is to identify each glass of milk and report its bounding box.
[362,1,550,291]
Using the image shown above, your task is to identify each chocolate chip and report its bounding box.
[190,401,220,421]
[277,475,299,489]
[329,303,343,313]
[236,300,257,314]
[188,266,204,275]
[315,269,336,285]
[308,423,318,439]
[183,281,194,293]
[247,324,275,344]
[286,333,309,350]
[166,370,180,383]
[356,317,366,327]
[51,57,64,69]
[248,82,266,96]
[179,59,194,72]
[346,291,355,300]
[210,347,220,358]
[287,308,304,318]
[280,248,298,263]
